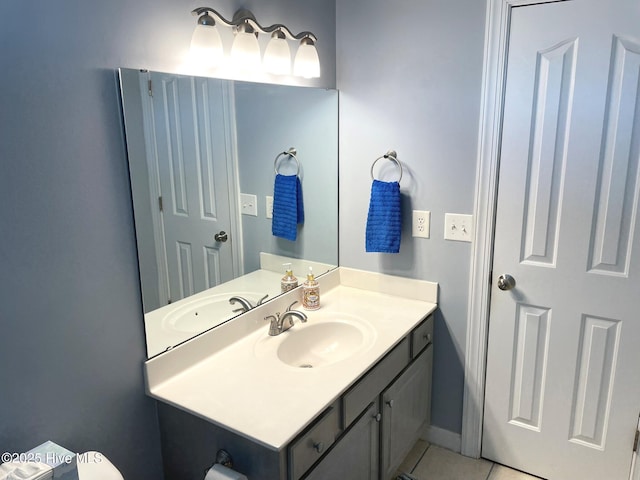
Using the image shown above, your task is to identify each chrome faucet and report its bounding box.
[229,296,252,313]
[229,294,269,313]
[264,301,308,336]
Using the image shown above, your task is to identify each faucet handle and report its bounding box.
[286,301,299,311]
[265,314,281,336]
[257,294,269,306]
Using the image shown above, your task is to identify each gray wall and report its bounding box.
[336,1,486,434]
[0,1,336,479]
[235,83,339,273]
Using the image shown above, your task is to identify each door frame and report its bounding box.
[460,0,569,458]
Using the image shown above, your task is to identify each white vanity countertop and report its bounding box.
[145,268,437,450]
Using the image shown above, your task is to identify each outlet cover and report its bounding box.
[266,196,273,219]
[240,193,258,216]
[444,213,473,242]
[412,210,431,238]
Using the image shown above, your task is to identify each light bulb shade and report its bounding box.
[230,30,262,71]
[190,23,224,67]
[293,40,320,78]
[263,36,292,75]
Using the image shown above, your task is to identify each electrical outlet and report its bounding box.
[240,193,258,216]
[444,213,473,242]
[412,210,430,238]
[266,196,273,219]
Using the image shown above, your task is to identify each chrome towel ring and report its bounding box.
[371,150,403,183]
[274,147,300,175]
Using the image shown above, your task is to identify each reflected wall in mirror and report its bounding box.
[119,68,338,357]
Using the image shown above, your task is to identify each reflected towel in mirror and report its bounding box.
[365,180,401,253]
[272,174,304,241]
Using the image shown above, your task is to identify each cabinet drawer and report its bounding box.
[289,402,341,480]
[342,337,410,427]
[411,315,434,358]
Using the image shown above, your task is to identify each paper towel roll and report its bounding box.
[204,464,248,480]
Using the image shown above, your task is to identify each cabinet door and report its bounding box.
[381,346,433,479]
[303,402,380,480]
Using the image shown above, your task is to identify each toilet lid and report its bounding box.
[76,452,123,480]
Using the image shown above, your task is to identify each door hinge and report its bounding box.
[148,79,153,97]
[634,429,639,453]
[158,196,163,212]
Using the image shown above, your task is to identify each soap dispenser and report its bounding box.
[302,267,320,310]
[281,263,298,293]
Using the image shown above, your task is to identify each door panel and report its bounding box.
[483,1,640,479]
[149,73,236,303]
[520,37,576,267]
[589,35,640,276]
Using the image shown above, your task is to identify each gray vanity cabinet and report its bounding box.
[302,314,434,480]
[155,314,434,480]
[303,401,380,480]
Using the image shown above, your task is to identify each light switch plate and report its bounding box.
[412,210,430,238]
[444,213,473,242]
[240,193,258,216]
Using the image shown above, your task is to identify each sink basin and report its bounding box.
[163,292,266,333]
[274,318,376,368]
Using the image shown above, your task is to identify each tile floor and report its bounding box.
[395,441,543,480]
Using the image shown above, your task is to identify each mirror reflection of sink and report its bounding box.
[163,292,266,333]
[276,318,376,368]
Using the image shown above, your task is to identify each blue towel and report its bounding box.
[366,180,401,253]
[272,174,304,241]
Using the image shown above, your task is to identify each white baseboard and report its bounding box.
[421,425,462,454]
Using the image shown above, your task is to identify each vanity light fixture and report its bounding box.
[190,11,224,67]
[229,18,262,71]
[293,37,320,78]
[190,7,320,78]
[263,30,292,76]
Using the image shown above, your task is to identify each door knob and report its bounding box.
[214,231,228,243]
[497,274,516,291]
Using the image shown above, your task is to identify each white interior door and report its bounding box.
[146,72,238,304]
[483,1,640,479]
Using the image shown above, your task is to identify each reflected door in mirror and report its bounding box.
[143,72,239,307]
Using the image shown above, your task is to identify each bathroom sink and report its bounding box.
[163,292,266,333]
[275,318,376,368]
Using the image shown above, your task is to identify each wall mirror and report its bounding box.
[118,68,338,358]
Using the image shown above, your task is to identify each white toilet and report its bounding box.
[76,452,124,480]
